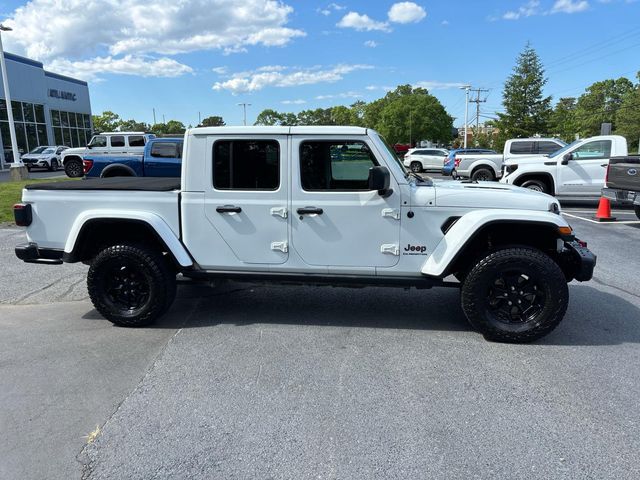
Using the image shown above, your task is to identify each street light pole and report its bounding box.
[237,103,251,126]
[460,85,471,149]
[0,24,28,179]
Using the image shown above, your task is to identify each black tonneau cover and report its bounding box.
[25,177,181,191]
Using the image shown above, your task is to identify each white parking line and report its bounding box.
[562,212,640,224]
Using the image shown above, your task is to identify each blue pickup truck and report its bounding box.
[83,137,183,178]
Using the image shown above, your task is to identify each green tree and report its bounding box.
[254,109,298,126]
[151,120,186,135]
[92,111,121,132]
[494,44,552,142]
[117,119,150,131]
[549,97,577,142]
[573,77,634,137]
[199,115,225,127]
[364,85,453,144]
[616,73,640,153]
[297,108,333,125]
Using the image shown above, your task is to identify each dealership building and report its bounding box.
[0,51,92,169]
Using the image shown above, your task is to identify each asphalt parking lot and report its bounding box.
[1,201,639,479]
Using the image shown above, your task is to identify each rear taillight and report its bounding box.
[83,159,93,174]
[14,203,32,227]
[454,157,461,168]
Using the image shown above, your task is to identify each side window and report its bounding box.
[572,140,612,160]
[300,140,377,191]
[128,135,145,147]
[110,135,125,147]
[151,142,178,158]
[88,135,107,147]
[213,140,279,190]
[537,141,562,154]
[510,141,534,154]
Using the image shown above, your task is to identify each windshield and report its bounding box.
[376,133,407,174]
[42,148,56,154]
[29,146,47,154]
[549,140,580,158]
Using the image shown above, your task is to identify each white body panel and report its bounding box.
[60,132,154,164]
[403,148,448,171]
[500,135,628,199]
[22,126,571,280]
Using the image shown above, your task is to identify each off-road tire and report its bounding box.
[471,167,495,182]
[87,243,177,327]
[521,179,548,193]
[634,205,640,220]
[410,161,423,173]
[65,159,83,178]
[461,247,568,343]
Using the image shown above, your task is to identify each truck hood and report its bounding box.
[415,180,559,212]
[61,147,87,156]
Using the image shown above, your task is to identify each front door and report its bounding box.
[290,137,401,271]
[203,136,289,265]
[559,139,611,196]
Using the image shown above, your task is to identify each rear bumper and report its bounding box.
[564,239,596,282]
[602,187,638,205]
[15,242,64,265]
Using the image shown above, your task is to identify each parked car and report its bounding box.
[443,138,566,181]
[14,126,595,343]
[21,146,68,171]
[403,148,449,173]
[442,148,498,178]
[602,155,640,219]
[500,135,628,200]
[393,144,411,157]
[61,132,156,178]
[83,137,183,178]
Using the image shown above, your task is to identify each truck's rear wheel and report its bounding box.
[471,167,495,182]
[65,159,83,178]
[87,243,177,327]
[460,247,568,343]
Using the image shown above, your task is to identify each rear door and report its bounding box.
[108,135,127,155]
[290,136,401,272]
[144,141,182,177]
[202,135,289,265]
[559,139,611,196]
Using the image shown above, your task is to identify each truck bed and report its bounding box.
[25,177,181,191]
[607,156,640,191]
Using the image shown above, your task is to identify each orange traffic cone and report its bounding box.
[594,196,616,222]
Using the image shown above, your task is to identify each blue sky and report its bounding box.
[2,0,639,127]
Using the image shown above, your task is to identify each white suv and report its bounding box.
[403,148,449,173]
[61,132,156,178]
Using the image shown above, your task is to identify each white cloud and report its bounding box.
[387,2,427,24]
[48,55,194,82]
[317,3,345,15]
[282,99,307,104]
[364,40,379,47]
[212,64,373,94]
[551,0,590,13]
[212,66,228,75]
[441,20,450,26]
[414,81,468,90]
[502,0,541,20]
[315,91,363,100]
[337,12,391,32]
[2,0,305,79]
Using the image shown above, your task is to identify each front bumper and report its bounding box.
[563,239,596,282]
[15,242,64,265]
[602,187,638,205]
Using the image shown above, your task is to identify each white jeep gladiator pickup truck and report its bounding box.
[500,135,628,200]
[14,126,596,343]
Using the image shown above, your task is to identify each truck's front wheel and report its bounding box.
[87,243,177,327]
[460,247,568,343]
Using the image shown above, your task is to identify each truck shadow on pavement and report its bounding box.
[82,282,640,347]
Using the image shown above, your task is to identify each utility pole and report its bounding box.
[470,88,489,133]
[237,103,251,126]
[0,24,28,179]
[198,111,201,126]
[460,85,471,149]
[152,108,156,125]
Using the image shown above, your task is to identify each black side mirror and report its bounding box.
[368,166,392,197]
[561,152,573,165]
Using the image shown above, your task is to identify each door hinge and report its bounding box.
[271,241,288,253]
[270,206,288,219]
[380,244,399,256]
[381,208,400,220]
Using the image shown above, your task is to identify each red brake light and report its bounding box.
[14,203,32,226]
[83,159,94,174]
[454,157,461,168]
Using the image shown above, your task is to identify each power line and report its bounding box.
[469,88,490,130]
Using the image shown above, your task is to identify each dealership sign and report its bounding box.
[48,89,77,101]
